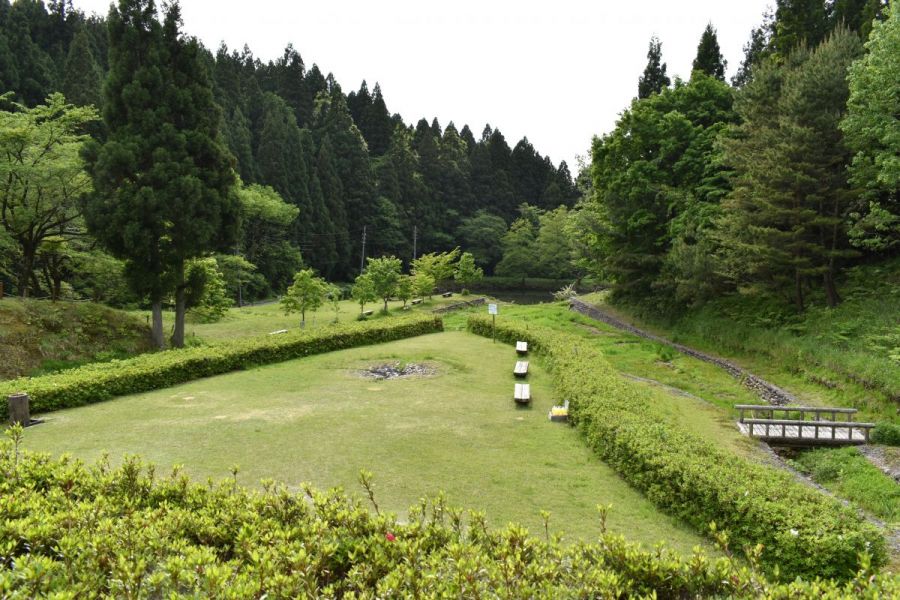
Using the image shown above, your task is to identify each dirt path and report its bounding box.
[569,298,798,406]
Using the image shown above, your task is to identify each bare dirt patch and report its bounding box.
[357,362,436,380]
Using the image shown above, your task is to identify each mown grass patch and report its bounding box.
[20,331,712,553]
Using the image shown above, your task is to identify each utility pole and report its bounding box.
[412,225,417,262]
[360,225,367,274]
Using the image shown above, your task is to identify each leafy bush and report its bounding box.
[1,434,897,597]
[467,315,886,581]
[871,422,900,446]
[790,447,900,522]
[0,315,442,417]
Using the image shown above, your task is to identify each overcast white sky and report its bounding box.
[75,0,772,169]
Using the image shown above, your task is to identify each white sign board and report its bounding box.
[488,303,498,315]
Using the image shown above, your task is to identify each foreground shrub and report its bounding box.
[467,315,886,581]
[0,315,442,417]
[1,435,897,597]
[871,422,900,446]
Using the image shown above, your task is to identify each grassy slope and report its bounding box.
[581,259,900,423]
[0,299,153,380]
[21,330,712,554]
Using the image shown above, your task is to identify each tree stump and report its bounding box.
[8,392,30,426]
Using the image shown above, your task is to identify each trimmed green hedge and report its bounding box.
[2,439,897,597]
[467,315,886,582]
[0,315,442,417]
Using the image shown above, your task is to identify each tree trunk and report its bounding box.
[824,270,841,308]
[18,250,34,299]
[301,309,306,329]
[151,301,165,349]
[171,260,187,348]
[794,269,805,312]
[384,298,389,313]
[172,288,186,348]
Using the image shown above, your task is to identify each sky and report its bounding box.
[75,0,772,170]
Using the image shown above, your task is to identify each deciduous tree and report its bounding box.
[841,2,899,251]
[365,255,402,312]
[281,268,327,327]
[0,93,96,298]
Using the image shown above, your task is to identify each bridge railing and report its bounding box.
[735,404,857,423]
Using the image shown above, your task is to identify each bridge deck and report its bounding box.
[737,420,872,446]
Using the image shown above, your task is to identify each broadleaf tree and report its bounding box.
[280,268,328,327]
[0,93,97,298]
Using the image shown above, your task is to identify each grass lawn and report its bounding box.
[21,330,713,554]
[132,295,469,344]
[448,301,772,462]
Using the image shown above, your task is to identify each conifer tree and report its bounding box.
[315,136,351,278]
[732,16,772,87]
[62,27,102,108]
[85,0,239,348]
[692,23,727,80]
[772,0,829,56]
[637,36,670,99]
[718,29,863,309]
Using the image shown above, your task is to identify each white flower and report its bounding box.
[789,529,799,536]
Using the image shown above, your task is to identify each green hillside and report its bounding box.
[0,299,153,380]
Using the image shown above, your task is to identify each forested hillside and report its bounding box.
[0,0,578,306]
[581,0,898,316]
[1,0,897,340]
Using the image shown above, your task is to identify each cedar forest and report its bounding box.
[0,0,898,331]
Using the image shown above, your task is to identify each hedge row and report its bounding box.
[0,315,443,417]
[2,438,897,597]
[467,315,886,582]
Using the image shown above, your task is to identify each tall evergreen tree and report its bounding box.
[590,74,736,303]
[692,23,727,80]
[62,27,102,108]
[718,28,863,309]
[85,0,239,347]
[637,36,670,99]
[315,135,351,278]
[771,0,829,56]
[732,15,772,87]
[313,84,374,277]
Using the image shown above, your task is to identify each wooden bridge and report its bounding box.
[735,404,875,447]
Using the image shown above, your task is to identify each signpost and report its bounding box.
[488,303,498,342]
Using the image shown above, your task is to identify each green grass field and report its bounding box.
[21,330,713,554]
[134,294,468,343]
[447,301,771,461]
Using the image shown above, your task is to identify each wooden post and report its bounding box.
[8,392,30,426]
[749,422,754,436]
